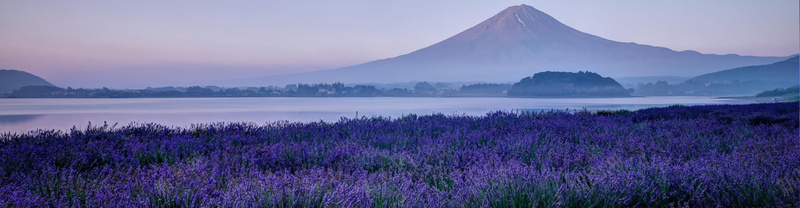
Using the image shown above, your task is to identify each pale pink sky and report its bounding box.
[1,0,797,88]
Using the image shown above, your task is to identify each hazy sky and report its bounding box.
[1,0,798,88]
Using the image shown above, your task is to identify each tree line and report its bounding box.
[4,82,513,98]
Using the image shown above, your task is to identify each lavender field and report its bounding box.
[1,102,798,207]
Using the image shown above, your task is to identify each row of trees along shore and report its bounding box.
[5,71,637,98]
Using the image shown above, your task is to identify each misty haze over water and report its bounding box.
[0,97,760,134]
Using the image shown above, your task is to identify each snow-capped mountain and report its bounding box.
[257,4,787,85]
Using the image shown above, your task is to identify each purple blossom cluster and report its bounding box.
[1,102,798,207]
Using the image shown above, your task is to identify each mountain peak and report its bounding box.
[438,4,584,45]
[495,4,559,28]
[503,5,533,28]
[502,4,538,13]
[504,4,543,15]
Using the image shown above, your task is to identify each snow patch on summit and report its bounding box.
[515,13,527,27]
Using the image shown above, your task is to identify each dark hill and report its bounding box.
[507,71,630,97]
[0,69,55,94]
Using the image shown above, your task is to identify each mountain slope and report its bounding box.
[688,56,799,83]
[257,4,787,85]
[0,69,55,94]
[633,57,799,96]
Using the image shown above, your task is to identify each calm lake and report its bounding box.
[0,97,759,134]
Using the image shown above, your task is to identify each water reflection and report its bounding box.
[0,114,41,124]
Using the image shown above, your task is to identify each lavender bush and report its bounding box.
[1,102,798,207]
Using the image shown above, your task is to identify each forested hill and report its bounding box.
[508,71,630,97]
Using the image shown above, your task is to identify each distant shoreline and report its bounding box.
[0,95,745,99]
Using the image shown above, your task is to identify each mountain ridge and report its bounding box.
[688,55,799,83]
[633,56,799,96]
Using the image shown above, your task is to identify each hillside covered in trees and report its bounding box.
[508,71,631,97]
